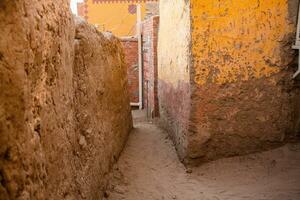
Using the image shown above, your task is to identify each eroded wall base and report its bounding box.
[187,71,296,164]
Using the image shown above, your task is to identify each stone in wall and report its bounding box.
[0,1,132,199]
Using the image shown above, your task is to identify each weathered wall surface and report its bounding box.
[0,1,132,199]
[157,0,191,159]
[121,38,139,104]
[158,0,299,164]
[73,18,133,200]
[0,1,75,199]
[294,82,300,136]
[143,16,159,118]
[187,0,299,163]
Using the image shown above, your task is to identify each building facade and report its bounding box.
[77,0,157,37]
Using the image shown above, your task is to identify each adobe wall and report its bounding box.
[0,1,76,198]
[0,1,132,199]
[73,18,133,199]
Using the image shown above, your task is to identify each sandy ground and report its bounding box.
[106,110,300,200]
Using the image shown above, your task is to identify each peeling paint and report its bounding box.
[158,0,298,165]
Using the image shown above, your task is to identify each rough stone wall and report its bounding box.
[157,0,192,160]
[121,38,139,104]
[188,0,299,164]
[142,16,159,118]
[0,1,132,199]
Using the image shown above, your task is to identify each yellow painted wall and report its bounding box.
[86,0,146,37]
[191,0,295,85]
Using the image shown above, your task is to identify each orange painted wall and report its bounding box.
[191,0,295,85]
[84,0,147,37]
[187,0,297,163]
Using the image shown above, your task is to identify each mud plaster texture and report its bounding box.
[0,0,132,199]
[189,71,298,163]
[73,17,132,199]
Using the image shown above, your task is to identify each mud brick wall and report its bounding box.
[73,18,133,199]
[142,16,159,118]
[0,1,132,199]
[0,1,76,198]
[121,38,139,104]
[158,0,300,165]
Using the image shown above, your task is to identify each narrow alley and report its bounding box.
[106,111,300,200]
[1,0,300,200]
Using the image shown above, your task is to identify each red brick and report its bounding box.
[121,38,139,103]
[142,16,159,117]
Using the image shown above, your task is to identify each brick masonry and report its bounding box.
[121,38,139,104]
[142,15,159,117]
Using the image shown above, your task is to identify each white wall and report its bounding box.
[70,0,84,15]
